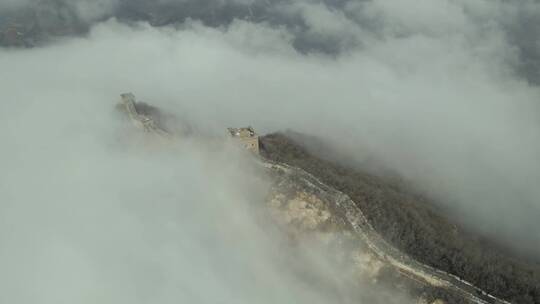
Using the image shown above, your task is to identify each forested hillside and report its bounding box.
[260,132,540,304]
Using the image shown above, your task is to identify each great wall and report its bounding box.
[117,93,513,304]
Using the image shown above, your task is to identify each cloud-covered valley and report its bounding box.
[1,0,540,302]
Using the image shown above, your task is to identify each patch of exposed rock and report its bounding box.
[261,161,509,304]
[263,161,423,295]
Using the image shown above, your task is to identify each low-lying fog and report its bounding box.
[1,0,540,302]
[0,77,411,303]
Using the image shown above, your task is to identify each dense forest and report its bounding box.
[260,132,540,304]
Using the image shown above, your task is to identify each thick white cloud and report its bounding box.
[0,43,402,303]
[3,4,540,251]
[0,19,417,303]
[1,0,540,301]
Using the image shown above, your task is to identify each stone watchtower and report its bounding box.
[227,127,260,154]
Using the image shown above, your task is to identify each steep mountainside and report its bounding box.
[260,132,540,304]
